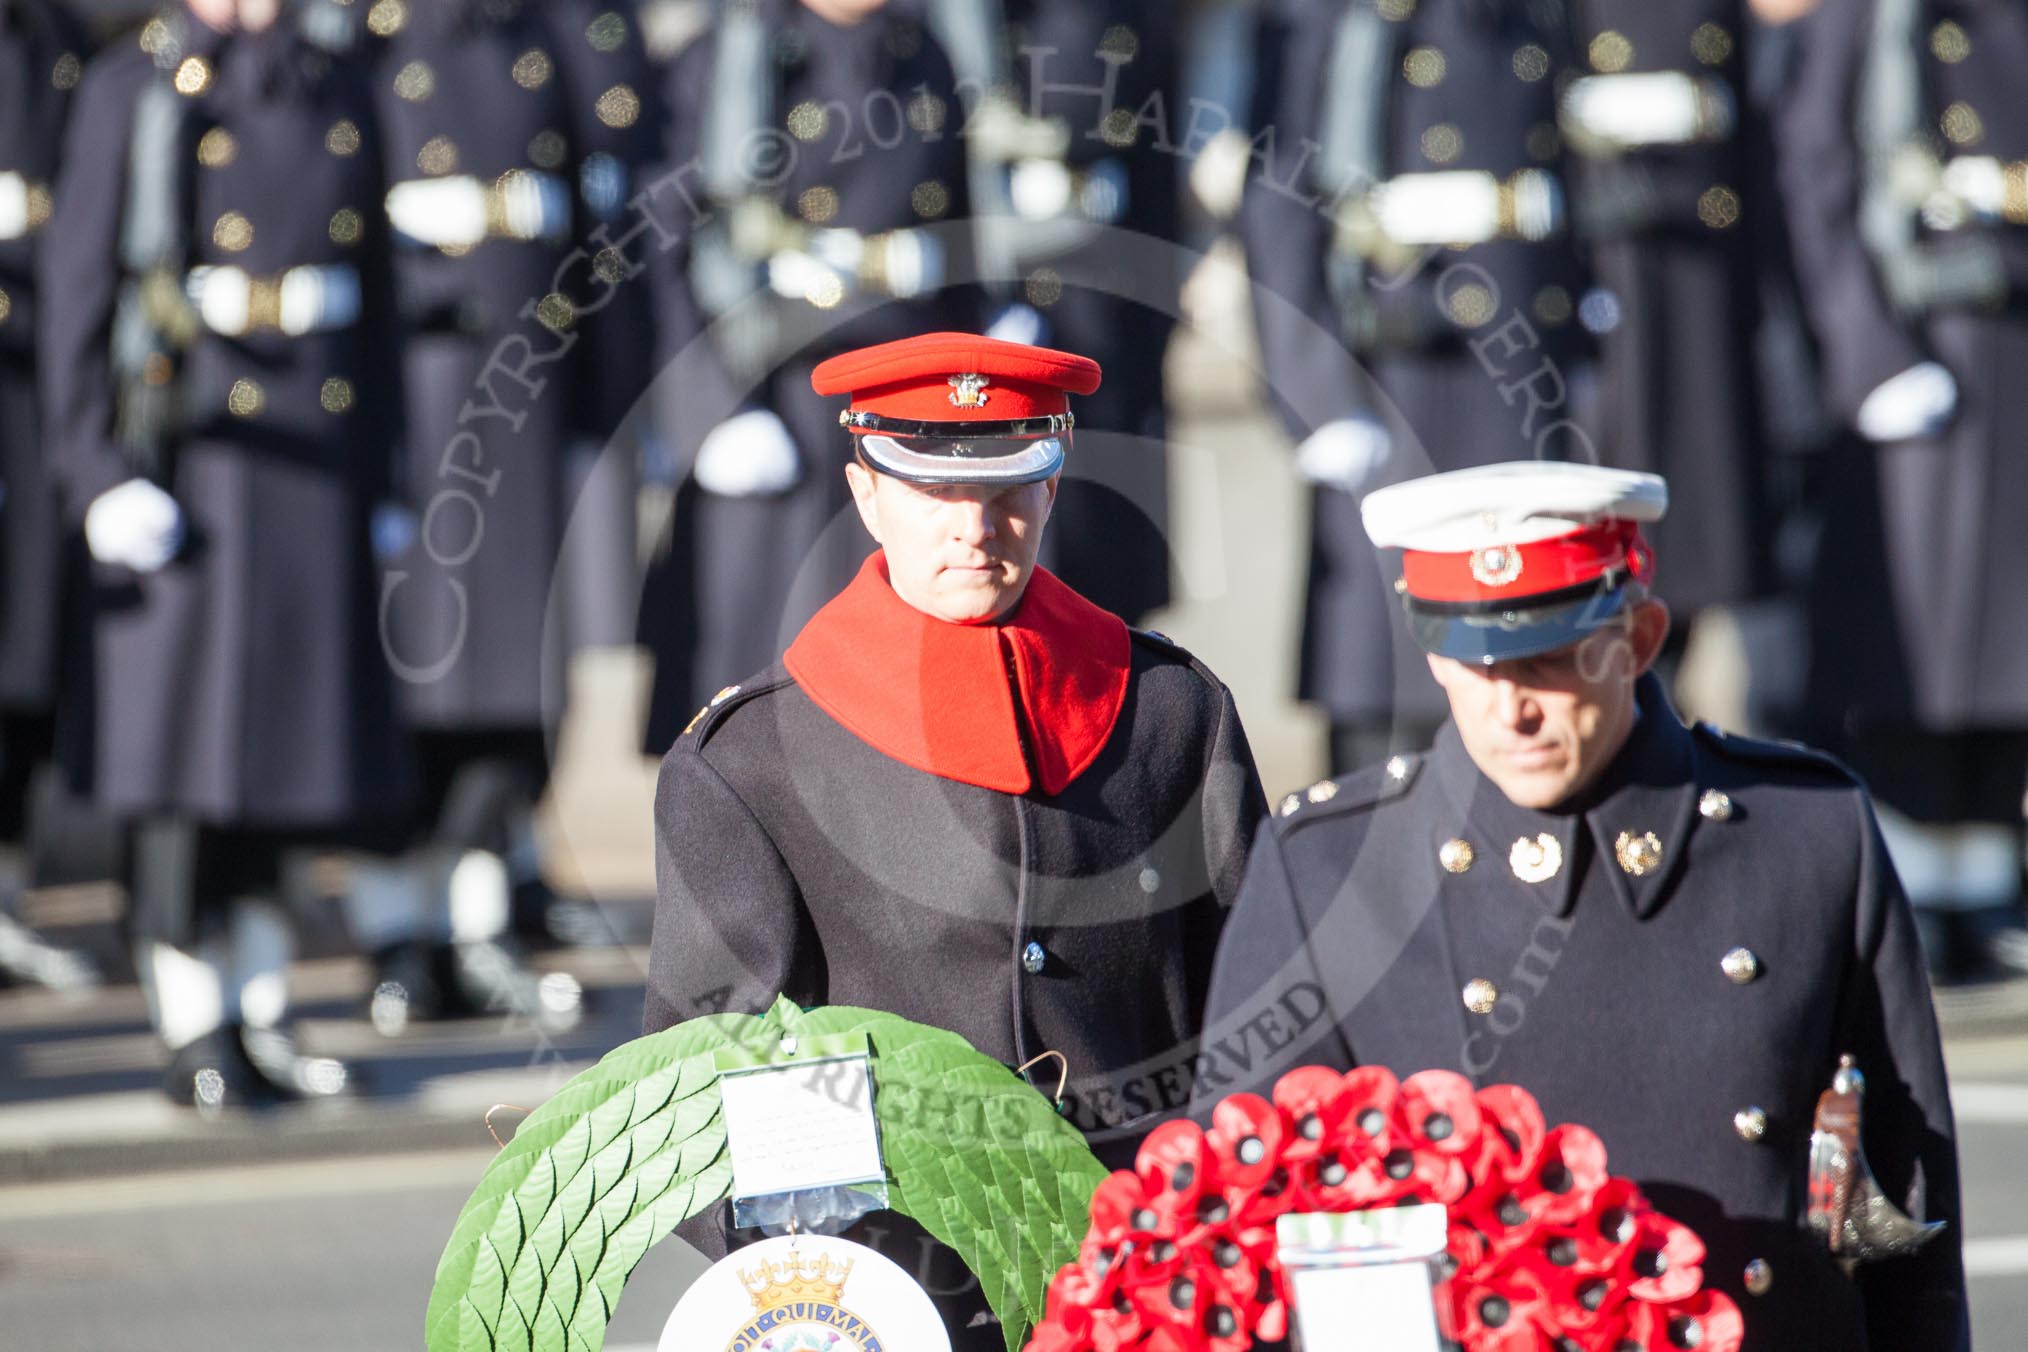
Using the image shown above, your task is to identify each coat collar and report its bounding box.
[1426,673,1700,919]
[783,552,1131,796]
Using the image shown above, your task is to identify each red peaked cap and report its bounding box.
[810,332,1102,422]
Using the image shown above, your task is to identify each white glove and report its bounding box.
[1856,361,1958,443]
[1294,418,1392,494]
[84,478,185,572]
[1371,171,1503,246]
[986,302,1047,347]
[1560,73,1730,150]
[692,409,801,497]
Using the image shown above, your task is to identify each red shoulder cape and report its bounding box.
[783,553,1131,796]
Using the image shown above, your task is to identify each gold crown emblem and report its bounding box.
[739,1252,855,1310]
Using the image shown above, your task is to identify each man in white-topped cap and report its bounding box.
[1195,462,1966,1350]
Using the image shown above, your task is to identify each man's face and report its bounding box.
[846,461,1056,624]
[187,0,280,32]
[799,0,889,25]
[1425,599,1670,809]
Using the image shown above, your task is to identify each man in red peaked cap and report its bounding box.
[1198,462,1965,1350]
[644,333,1268,1343]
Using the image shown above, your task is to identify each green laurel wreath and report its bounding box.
[423,997,1109,1352]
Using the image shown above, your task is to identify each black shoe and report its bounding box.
[239,1025,354,1100]
[365,939,482,1036]
[452,938,584,1032]
[163,1027,283,1111]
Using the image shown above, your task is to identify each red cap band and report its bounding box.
[811,331,1102,424]
[1400,520,1653,606]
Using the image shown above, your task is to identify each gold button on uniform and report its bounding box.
[1615,830,1663,876]
[395,60,435,102]
[367,0,407,36]
[212,211,253,253]
[329,208,363,246]
[174,55,212,96]
[1462,978,1498,1015]
[227,378,264,417]
[1690,22,1733,66]
[0,288,11,325]
[1589,30,1633,73]
[1420,122,1463,165]
[1733,1106,1768,1142]
[1403,46,1446,87]
[1439,838,1474,874]
[320,377,355,414]
[1721,947,1761,984]
[198,128,238,168]
[1509,833,1562,883]
[1743,1259,1773,1296]
[416,136,458,176]
[797,185,839,224]
[327,120,362,157]
[596,84,642,129]
[512,49,553,90]
[1699,789,1733,821]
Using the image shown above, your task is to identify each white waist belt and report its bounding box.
[1007,155,1130,226]
[385,171,571,250]
[1920,155,2028,230]
[1364,169,1564,247]
[185,263,363,337]
[765,225,947,305]
[1560,72,1736,151]
[0,170,52,241]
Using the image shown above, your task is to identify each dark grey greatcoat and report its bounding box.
[371,0,630,726]
[1774,0,2028,737]
[1197,674,1967,1351]
[1564,0,1773,615]
[646,624,1266,1346]
[980,0,1180,624]
[1244,0,1596,728]
[0,0,86,711]
[634,1,981,753]
[39,20,410,827]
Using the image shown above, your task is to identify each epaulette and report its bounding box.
[1129,627,1231,687]
[1689,721,1857,785]
[1274,751,1424,830]
[680,672,793,748]
[1129,627,1189,659]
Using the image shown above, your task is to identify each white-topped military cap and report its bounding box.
[1361,462,1669,665]
[1361,461,1667,553]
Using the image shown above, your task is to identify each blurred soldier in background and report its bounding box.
[39,0,409,1104]
[634,0,981,754]
[355,0,647,1030]
[1775,0,2028,983]
[914,0,1179,622]
[1244,0,1596,775]
[1559,1,1776,643]
[0,0,99,992]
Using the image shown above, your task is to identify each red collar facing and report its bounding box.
[783,553,1131,795]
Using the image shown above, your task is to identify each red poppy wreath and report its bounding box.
[1026,1065,1743,1352]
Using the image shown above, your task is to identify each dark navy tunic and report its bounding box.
[1198,674,1967,1350]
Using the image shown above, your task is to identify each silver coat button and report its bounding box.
[1733,1106,1768,1142]
[1721,947,1761,984]
[1699,788,1734,821]
[1021,941,1046,974]
[1744,1258,1773,1295]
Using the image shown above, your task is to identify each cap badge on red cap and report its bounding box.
[947,373,990,407]
[1469,545,1524,588]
